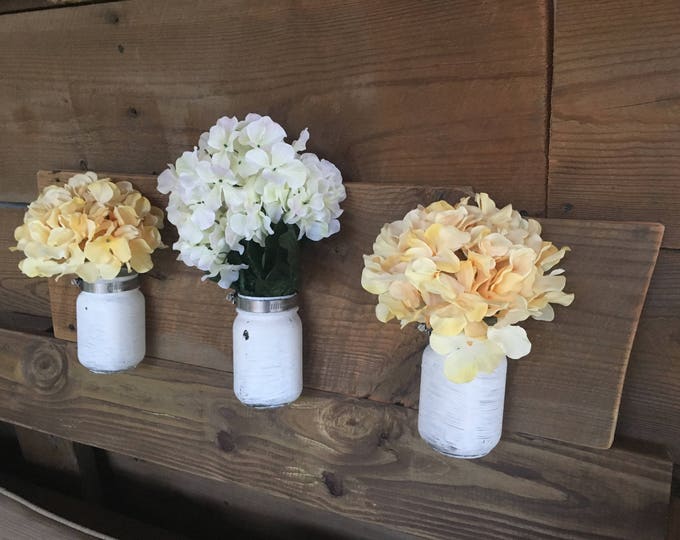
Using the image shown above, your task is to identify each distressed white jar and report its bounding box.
[74,272,145,373]
[418,345,507,459]
[232,294,303,408]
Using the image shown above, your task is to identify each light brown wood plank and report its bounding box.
[618,250,680,463]
[0,0,547,212]
[0,207,51,318]
[548,0,680,247]
[38,171,663,449]
[0,327,672,540]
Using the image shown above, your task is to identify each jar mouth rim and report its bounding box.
[234,293,298,313]
[237,293,297,301]
[74,271,140,293]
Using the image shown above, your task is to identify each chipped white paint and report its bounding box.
[75,278,145,373]
[232,300,302,408]
[418,345,507,459]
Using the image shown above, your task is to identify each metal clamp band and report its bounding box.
[72,273,140,294]
[234,293,298,313]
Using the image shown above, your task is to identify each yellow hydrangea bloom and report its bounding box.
[361,193,574,383]
[12,172,165,283]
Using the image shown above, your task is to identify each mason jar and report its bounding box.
[232,294,303,408]
[418,344,507,459]
[74,271,146,373]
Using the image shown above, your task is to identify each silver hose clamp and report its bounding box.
[234,293,298,313]
[72,272,140,294]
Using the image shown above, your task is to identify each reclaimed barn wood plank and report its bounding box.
[37,172,663,448]
[0,328,672,540]
[618,250,680,463]
[0,0,548,212]
[0,207,51,319]
[548,0,680,247]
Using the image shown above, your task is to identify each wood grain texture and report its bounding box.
[0,327,672,540]
[38,171,664,449]
[618,250,680,463]
[105,452,407,540]
[0,207,51,318]
[0,0,547,212]
[548,0,680,247]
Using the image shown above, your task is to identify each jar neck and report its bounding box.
[234,293,298,313]
[73,271,140,294]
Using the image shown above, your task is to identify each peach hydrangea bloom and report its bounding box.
[12,172,165,283]
[361,193,574,383]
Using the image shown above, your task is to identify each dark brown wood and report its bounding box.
[15,427,80,473]
[548,0,680,248]
[669,495,680,540]
[618,250,680,463]
[0,207,51,319]
[14,427,102,500]
[0,0,548,212]
[105,452,406,540]
[0,327,672,540]
[37,170,664,449]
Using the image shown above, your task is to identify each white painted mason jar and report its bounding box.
[418,345,507,459]
[74,272,146,373]
[232,294,303,408]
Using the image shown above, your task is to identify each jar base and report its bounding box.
[424,440,496,459]
[240,398,299,409]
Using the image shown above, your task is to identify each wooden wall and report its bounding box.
[0,0,679,537]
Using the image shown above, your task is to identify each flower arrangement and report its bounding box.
[157,113,346,297]
[361,193,574,383]
[12,172,165,282]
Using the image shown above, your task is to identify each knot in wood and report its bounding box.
[22,342,67,394]
[321,401,385,456]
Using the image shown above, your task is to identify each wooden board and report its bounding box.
[0,327,672,540]
[618,250,680,463]
[38,171,663,449]
[0,0,548,213]
[548,0,680,248]
[105,452,407,540]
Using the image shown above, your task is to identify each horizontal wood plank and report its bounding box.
[38,172,663,449]
[618,250,680,463]
[548,0,680,247]
[105,452,407,540]
[0,0,547,213]
[0,327,672,540]
[0,207,51,319]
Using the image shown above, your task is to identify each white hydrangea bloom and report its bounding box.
[158,114,346,289]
